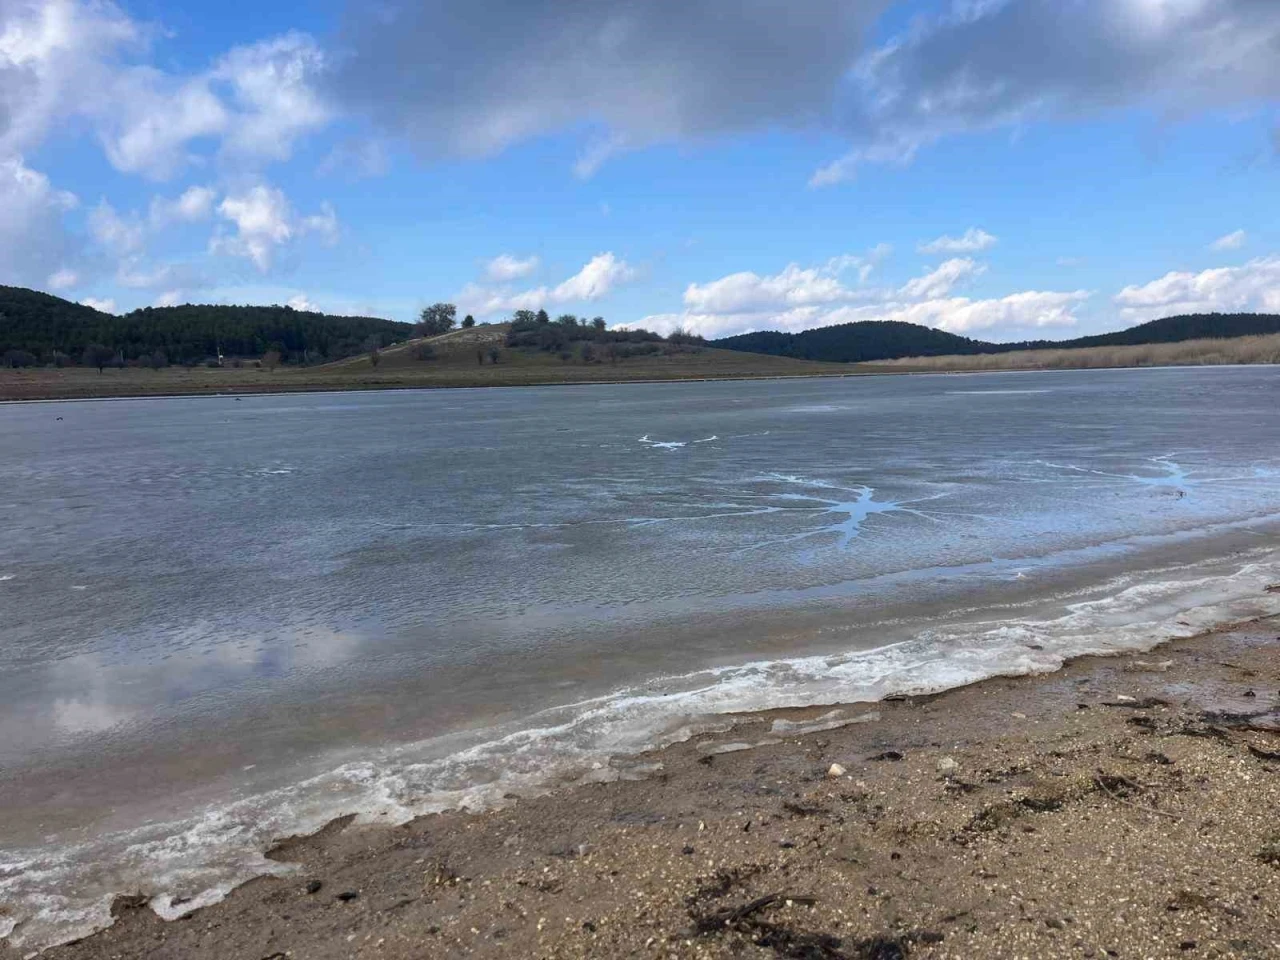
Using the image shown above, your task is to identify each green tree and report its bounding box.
[591,317,606,332]
[148,349,167,370]
[83,343,114,372]
[487,346,501,364]
[512,309,537,326]
[418,302,457,337]
[535,309,550,325]
[461,315,476,328]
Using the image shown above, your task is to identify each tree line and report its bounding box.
[716,313,1280,364]
[0,286,414,368]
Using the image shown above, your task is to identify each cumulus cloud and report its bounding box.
[644,245,1089,340]
[46,266,77,289]
[154,290,182,307]
[210,185,339,271]
[80,296,115,313]
[0,154,78,286]
[918,228,998,255]
[87,200,145,256]
[149,185,216,226]
[1210,229,1247,251]
[461,252,637,316]
[333,0,889,168]
[899,257,985,299]
[287,293,319,311]
[1114,256,1280,320]
[0,0,331,180]
[684,263,855,314]
[485,254,540,282]
[645,289,1088,340]
[211,33,330,164]
[813,0,1280,184]
[844,290,1088,335]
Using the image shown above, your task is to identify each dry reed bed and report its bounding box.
[872,333,1280,372]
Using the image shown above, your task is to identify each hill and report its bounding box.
[716,320,992,363]
[0,285,413,365]
[0,319,852,400]
[715,313,1280,363]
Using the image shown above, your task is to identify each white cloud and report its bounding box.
[655,289,1089,340]
[551,252,636,300]
[844,290,1089,335]
[301,201,339,245]
[684,263,854,314]
[47,266,77,289]
[899,257,984,299]
[149,185,216,226]
[1114,256,1280,320]
[0,0,331,180]
[211,185,293,270]
[918,228,998,255]
[210,185,338,271]
[287,293,319,311]
[460,252,638,316]
[1210,229,1247,251]
[154,289,182,307]
[87,200,145,256]
[80,296,116,313]
[648,244,1089,340]
[0,155,78,287]
[102,78,229,180]
[484,253,539,282]
[212,32,331,165]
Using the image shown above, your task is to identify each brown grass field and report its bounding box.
[0,325,852,401]
[861,332,1280,373]
[4,328,1278,401]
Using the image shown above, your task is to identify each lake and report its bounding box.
[4,366,1280,949]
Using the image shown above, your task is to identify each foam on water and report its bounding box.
[4,548,1280,953]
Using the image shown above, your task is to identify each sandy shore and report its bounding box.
[14,618,1279,959]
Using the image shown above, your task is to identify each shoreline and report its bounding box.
[18,616,1279,959]
[1,360,1274,404]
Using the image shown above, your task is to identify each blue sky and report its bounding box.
[2,0,1278,341]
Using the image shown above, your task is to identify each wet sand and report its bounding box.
[16,618,1280,960]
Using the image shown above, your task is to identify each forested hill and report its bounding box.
[715,321,993,363]
[715,313,1280,363]
[1022,313,1280,350]
[0,286,413,364]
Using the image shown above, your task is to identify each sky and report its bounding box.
[1,0,1278,342]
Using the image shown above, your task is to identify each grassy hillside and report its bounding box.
[0,285,413,363]
[716,313,1280,363]
[0,324,852,400]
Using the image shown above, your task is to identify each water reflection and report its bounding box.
[17,622,368,754]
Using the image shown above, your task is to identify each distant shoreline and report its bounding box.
[2,356,1277,403]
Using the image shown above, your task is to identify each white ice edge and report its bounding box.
[4,553,1280,952]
